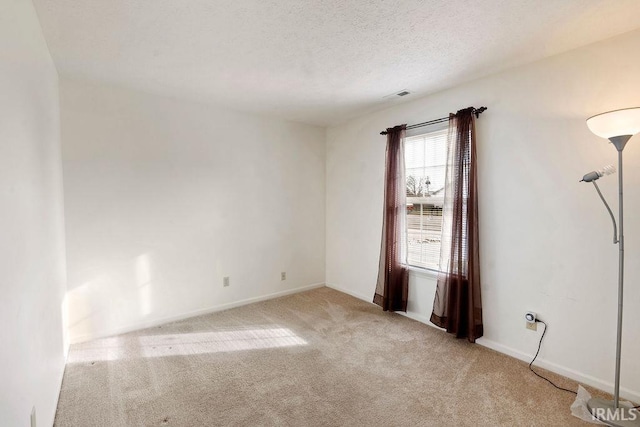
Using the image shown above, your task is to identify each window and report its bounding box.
[405,128,448,270]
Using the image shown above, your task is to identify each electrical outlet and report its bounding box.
[223,276,230,287]
[281,272,286,281]
[525,311,537,331]
[30,407,36,427]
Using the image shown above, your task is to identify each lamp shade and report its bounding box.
[586,107,640,139]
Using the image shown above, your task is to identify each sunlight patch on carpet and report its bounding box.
[67,327,307,363]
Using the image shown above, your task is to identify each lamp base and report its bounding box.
[587,397,640,426]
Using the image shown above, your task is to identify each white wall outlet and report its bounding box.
[30,407,36,427]
[281,272,286,281]
[223,276,230,287]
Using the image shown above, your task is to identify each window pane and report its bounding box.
[405,128,447,270]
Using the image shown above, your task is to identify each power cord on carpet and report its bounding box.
[529,320,640,409]
[529,320,577,395]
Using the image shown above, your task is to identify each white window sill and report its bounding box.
[407,265,440,279]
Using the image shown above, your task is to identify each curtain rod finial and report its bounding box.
[474,106,487,118]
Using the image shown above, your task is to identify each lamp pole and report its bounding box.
[612,137,628,408]
[586,134,639,427]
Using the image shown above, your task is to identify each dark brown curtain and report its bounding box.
[430,108,483,342]
[374,125,408,312]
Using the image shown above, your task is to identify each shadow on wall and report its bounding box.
[66,326,307,363]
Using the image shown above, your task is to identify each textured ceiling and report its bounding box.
[33,0,640,126]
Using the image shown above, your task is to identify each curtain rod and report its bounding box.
[379,106,487,135]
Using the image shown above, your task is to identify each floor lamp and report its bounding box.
[583,107,640,427]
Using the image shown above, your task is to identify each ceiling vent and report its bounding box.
[383,89,411,100]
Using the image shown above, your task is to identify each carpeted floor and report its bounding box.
[54,287,599,426]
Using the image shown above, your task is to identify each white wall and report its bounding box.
[0,0,68,425]
[327,29,640,401]
[61,78,326,343]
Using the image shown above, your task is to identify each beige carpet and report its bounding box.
[54,287,600,426]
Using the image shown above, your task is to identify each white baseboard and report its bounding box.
[325,282,640,403]
[325,283,373,303]
[50,355,67,426]
[70,282,325,344]
[399,310,446,332]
